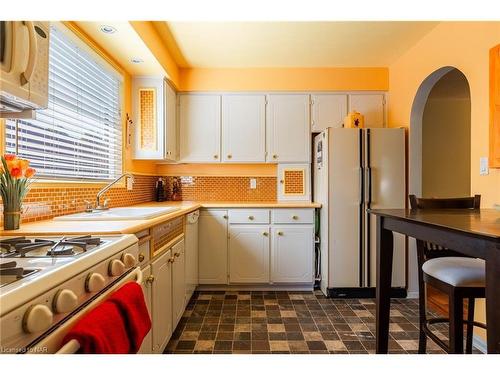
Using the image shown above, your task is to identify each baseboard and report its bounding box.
[196,284,314,292]
[406,291,419,299]
[326,287,407,298]
[473,334,487,353]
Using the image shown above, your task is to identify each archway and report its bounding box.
[407,67,472,296]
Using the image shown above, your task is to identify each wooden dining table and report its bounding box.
[368,208,500,354]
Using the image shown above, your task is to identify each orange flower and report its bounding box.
[18,159,30,171]
[10,167,23,178]
[24,167,36,178]
[4,154,17,161]
[6,159,20,173]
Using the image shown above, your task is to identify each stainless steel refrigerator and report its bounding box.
[313,127,406,297]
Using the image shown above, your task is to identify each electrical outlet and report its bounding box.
[250,178,257,189]
[480,157,489,176]
[126,176,134,190]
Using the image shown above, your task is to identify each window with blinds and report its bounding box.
[5,24,123,181]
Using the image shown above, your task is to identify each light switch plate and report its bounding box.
[126,176,134,190]
[480,157,489,176]
[250,178,257,189]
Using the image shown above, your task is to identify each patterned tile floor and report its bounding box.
[165,290,481,354]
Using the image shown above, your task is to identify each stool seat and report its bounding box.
[422,257,485,287]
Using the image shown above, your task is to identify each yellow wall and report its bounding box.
[178,67,388,92]
[66,22,157,176]
[388,21,500,344]
[130,21,180,89]
[388,22,500,208]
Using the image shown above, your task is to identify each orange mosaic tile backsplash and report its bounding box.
[0,175,158,226]
[165,176,277,202]
[0,175,278,227]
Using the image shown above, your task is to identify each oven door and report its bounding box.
[26,267,143,354]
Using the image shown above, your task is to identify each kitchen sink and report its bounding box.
[53,206,180,221]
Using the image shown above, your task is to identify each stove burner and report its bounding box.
[0,235,103,258]
[0,260,39,288]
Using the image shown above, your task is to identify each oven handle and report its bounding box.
[55,267,143,354]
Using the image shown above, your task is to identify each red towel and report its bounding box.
[107,281,152,353]
[62,301,130,354]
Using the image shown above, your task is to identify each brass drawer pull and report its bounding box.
[292,215,299,220]
[248,215,254,220]
[146,275,155,284]
[263,232,268,237]
[138,253,145,262]
[277,231,284,236]
[174,252,181,258]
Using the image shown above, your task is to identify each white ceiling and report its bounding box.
[161,21,439,68]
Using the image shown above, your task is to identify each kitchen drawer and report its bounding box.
[271,209,314,224]
[228,209,270,224]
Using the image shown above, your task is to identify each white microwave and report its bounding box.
[0,21,50,118]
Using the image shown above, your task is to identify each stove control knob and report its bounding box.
[53,289,78,314]
[121,253,136,268]
[108,259,125,277]
[23,304,53,333]
[85,272,105,293]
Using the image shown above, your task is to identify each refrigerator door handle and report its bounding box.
[365,167,372,206]
[359,167,364,205]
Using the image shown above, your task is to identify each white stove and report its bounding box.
[0,234,139,353]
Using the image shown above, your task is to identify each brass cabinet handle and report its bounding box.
[248,215,254,220]
[277,231,284,236]
[168,257,175,263]
[223,215,228,219]
[146,275,155,284]
[263,232,268,236]
[272,154,278,159]
[174,252,181,258]
[227,154,232,159]
[138,253,145,262]
[292,215,299,220]
[213,154,218,159]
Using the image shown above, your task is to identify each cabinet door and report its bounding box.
[179,94,221,162]
[229,225,270,283]
[137,265,152,354]
[199,210,228,284]
[266,94,311,163]
[132,76,165,159]
[165,81,177,161]
[151,249,172,353]
[311,94,347,132]
[222,94,266,162]
[171,239,186,328]
[348,94,385,128]
[271,225,314,283]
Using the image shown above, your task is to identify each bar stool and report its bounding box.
[409,195,486,354]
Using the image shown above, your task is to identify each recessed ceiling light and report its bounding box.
[100,25,117,34]
[131,58,144,64]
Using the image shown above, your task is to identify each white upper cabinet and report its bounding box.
[311,94,347,132]
[222,94,266,163]
[179,94,221,162]
[348,93,385,128]
[132,77,177,161]
[165,82,178,160]
[266,94,311,163]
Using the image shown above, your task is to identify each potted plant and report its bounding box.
[0,154,36,230]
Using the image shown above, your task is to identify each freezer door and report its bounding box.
[365,128,406,287]
[329,128,363,288]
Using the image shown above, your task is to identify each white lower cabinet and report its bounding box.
[271,225,314,283]
[229,226,270,283]
[137,265,152,354]
[171,239,186,328]
[199,210,228,284]
[151,249,173,353]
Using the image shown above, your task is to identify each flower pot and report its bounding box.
[3,211,21,230]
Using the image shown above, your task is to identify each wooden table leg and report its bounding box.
[376,216,394,354]
[485,246,500,353]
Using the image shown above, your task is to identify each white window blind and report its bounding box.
[5,24,123,181]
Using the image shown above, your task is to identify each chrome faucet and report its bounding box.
[95,173,134,210]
